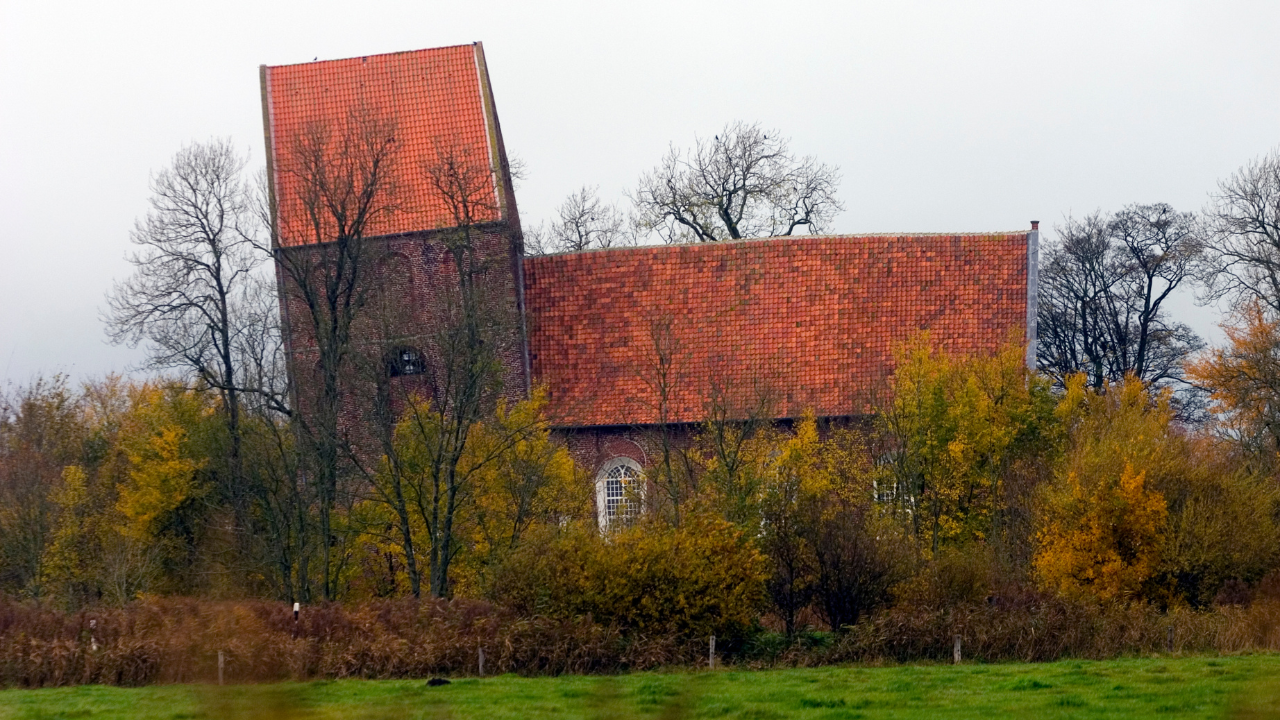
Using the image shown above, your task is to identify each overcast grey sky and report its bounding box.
[2,0,1277,386]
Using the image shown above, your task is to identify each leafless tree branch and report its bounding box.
[1036,204,1205,392]
[630,121,843,243]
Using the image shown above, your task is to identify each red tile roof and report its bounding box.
[523,233,1029,427]
[262,45,501,246]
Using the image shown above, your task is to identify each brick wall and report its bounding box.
[277,222,527,459]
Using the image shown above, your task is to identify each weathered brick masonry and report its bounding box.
[275,226,528,453]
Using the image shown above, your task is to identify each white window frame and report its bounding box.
[595,456,644,530]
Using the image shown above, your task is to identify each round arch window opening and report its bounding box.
[597,458,642,527]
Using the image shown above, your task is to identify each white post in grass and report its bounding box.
[218,650,225,685]
[709,635,716,669]
[953,635,961,665]
[293,602,300,640]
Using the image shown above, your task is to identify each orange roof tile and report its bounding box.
[262,44,502,246]
[524,233,1030,426]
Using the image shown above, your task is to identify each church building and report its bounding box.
[259,43,1039,528]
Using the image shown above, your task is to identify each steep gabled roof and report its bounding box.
[261,44,507,246]
[523,233,1030,427]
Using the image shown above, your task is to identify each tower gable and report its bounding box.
[260,43,519,247]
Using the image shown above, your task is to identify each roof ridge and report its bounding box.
[528,231,1031,258]
[266,43,478,70]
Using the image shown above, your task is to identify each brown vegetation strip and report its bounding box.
[5,596,1280,688]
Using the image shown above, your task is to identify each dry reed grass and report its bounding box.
[0,597,704,687]
[5,595,1280,687]
[818,597,1280,665]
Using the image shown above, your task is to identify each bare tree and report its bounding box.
[369,141,524,597]
[1037,214,1118,388]
[1110,204,1205,380]
[527,186,633,254]
[506,154,529,190]
[105,139,264,542]
[642,313,691,526]
[226,267,320,601]
[1201,148,1280,315]
[234,272,292,417]
[242,400,316,602]
[272,106,400,600]
[631,121,843,243]
[804,490,903,631]
[1036,204,1204,389]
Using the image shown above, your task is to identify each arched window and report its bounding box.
[385,346,426,377]
[595,457,643,529]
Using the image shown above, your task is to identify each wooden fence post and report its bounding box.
[1167,625,1174,653]
[709,635,716,670]
[218,650,224,686]
[479,646,485,677]
[953,635,961,665]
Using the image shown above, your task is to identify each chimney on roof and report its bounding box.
[1031,220,1040,231]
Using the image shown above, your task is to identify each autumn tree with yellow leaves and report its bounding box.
[1035,462,1167,603]
[39,380,220,606]
[0,375,84,598]
[878,331,1058,555]
[1034,375,1280,605]
[758,414,825,635]
[1034,376,1170,602]
[368,390,586,599]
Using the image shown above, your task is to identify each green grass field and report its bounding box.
[4,655,1280,719]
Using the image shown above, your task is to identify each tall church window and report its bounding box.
[595,457,643,529]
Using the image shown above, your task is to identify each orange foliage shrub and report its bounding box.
[1186,299,1280,462]
[1035,463,1166,602]
[1034,373,1280,605]
[1034,376,1170,602]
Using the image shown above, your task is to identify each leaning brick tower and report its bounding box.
[259,44,528,448]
